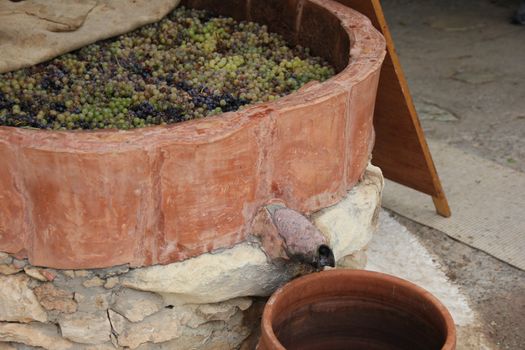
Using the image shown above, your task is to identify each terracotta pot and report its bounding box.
[258,269,456,350]
[0,0,386,269]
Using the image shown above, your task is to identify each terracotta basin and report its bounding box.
[258,269,456,350]
[0,0,385,269]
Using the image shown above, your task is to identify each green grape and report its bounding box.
[0,7,334,130]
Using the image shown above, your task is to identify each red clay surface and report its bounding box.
[0,0,385,269]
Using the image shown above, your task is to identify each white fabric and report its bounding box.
[0,0,181,73]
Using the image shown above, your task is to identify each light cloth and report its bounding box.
[0,0,181,73]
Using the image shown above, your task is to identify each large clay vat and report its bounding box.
[0,0,385,269]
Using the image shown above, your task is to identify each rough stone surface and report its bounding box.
[0,253,11,265]
[336,248,368,269]
[74,270,90,278]
[0,275,47,323]
[197,298,252,321]
[82,277,104,288]
[73,293,85,304]
[111,289,163,322]
[109,299,250,349]
[134,312,249,350]
[93,265,129,278]
[11,259,27,269]
[62,270,75,279]
[0,322,73,350]
[59,311,111,345]
[312,164,383,263]
[0,264,22,275]
[94,294,110,311]
[122,241,299,304]
[133,333,211,350]
[33,283,77,314]
[109,308,197,348]
[40,270,56,282]
[71,288,112,313]
[104,277,119,289]
[23,267,47,282]
[0,0,385,270]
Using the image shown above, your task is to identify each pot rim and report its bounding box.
[0,0,385,150]
[260,269,457,350]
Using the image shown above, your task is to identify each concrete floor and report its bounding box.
[378,0,525,348]
[382,0,525,172]
[395,214,525,349]
[367,211,494,349]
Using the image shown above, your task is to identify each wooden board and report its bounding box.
[336,0,451,217]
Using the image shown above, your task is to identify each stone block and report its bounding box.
[111,289,163,322]
[312,164,383,262]
[122,241,301,304]
[59,311,111,345]
[33,283,77,314]
[0,275,47,323]
[0,322,73,350]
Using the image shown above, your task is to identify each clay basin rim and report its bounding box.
[260,269,457,350]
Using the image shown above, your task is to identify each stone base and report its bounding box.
[0,165,383,350]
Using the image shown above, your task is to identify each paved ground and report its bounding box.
[383,0,525,172]
[368,211,493,349]
[380,0,524,348]
[395,213,525,349]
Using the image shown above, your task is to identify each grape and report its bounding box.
[0,7,334,130]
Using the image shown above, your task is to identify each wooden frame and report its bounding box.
[337,0,451,217]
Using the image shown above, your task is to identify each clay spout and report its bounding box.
[255,204,334,270]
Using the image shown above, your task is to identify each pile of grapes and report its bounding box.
[0,7,334,130]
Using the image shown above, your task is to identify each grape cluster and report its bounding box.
[0,7,335,130]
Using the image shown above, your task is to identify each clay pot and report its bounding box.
[0,0,386,270]
[258,269,456,350]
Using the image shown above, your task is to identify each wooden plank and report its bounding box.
[336,0,451,217]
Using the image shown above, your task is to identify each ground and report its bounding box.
[383,0,525,172]
[380,0,525,348]
[395,213,525,349]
